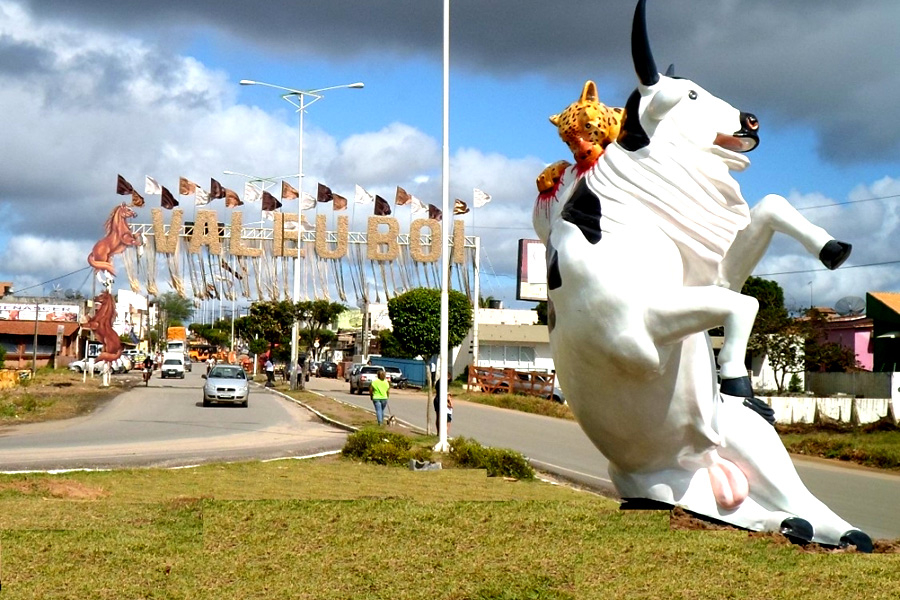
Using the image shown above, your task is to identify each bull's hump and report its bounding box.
[561,178,603,245]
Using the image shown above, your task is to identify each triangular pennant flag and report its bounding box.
[117,175,133,195]
[179,177,197,196]
[131,190,145,207]
[374,195,392,216]
[473,188,492,208]
[194,187,210,206]
[161,186,179,209]
[225,188,243,208]
[281,180,299,201]
[210,178,226,199]
[355,184,374,205]
[428,204,442,221]
[454,199,470,215]
[243,182,262,203]
[262,191,282,212]
[317,183,333,203]
[333,194,348,211]
[395,186,411,206]
[410,196,428,216]
[145,176,162,195]
[300,192,316,210]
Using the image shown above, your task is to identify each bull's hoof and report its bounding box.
[720,376,753,398]
[743,396,776,427]
[840,530,874,553]
[819,240,852,270]
[780,517,814,545]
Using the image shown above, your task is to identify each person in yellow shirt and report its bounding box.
[369,369,390,426]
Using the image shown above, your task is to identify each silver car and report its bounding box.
[202,365,250,407]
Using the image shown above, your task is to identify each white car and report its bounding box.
[202,365,249,407]
[160,357,185,379]
[68,358,129,374]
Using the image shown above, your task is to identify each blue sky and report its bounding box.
[2,0,900,313]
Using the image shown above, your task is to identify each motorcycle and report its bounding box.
[142,367,152,386]
[395,376,409,389]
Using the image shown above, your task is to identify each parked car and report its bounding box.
[202,364,249,407]
[344,362,364,382]
[382,366,404,384]
[160,357,185,379]
[318,361,338,378]
[68,357,129,374]
[349,365,384,395]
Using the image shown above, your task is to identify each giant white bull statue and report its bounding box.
[535,0,870,551]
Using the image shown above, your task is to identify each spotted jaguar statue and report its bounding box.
[550,80,624,172]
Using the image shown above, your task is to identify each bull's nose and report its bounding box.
[741,112,759,132]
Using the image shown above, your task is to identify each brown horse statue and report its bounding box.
[85,290,122,363]
[87,202,141,283]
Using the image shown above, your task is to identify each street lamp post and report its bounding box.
[239,79,363,390]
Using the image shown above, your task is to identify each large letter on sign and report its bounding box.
[229,211,262,257]
[367,216,400,261]
[152,208,183,254]
[189,210,222,255]
[315,214,349,259]
[410,218,441,262]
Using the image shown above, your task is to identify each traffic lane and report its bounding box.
[307,377,900,540]
[307,377,616,491]
[0,370,348,471]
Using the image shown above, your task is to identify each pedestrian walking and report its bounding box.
[369,368,390,426]
[265,357,275,387]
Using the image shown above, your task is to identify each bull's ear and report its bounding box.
[580,80,599,103]
[549,113,561,126]
[645,87,681,122]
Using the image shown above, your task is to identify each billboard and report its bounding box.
[516,239,547,302]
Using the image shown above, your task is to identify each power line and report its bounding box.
[756,259,900,277]
[10,266,93,295]
[795,192,900,211]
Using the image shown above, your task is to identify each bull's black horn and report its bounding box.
[632,0,659,86]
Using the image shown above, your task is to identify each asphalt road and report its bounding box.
[308,376,900,541]
[0,368,348,471]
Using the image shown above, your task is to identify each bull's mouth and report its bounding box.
[714,132,758,153]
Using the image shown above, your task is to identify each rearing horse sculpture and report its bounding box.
[535,0,869,551]
[87,202,141,284]
[84,290,122,363]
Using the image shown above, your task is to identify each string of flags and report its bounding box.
[115,175,493,221]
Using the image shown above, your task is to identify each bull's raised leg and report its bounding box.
[646,286,758,380]
[717,193,851,292]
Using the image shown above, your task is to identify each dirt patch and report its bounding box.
[3,478,109,500]
[670,507,900,553]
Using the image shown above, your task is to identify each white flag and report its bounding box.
[244,182,262,203]
[263,210,278,223]
[145,176,162,195]
[473,188,491,208]
[355,184,374,205]
[300,192,317,211]
[410,195,428,216]
[194,187,211,206]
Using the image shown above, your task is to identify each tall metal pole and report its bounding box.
[435,0,451,452]
[31,299,39,374]
[289,96,306,390]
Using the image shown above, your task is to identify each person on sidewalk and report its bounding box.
[264,357,275,387]
[369,369,390,426]
[433,377,453,436]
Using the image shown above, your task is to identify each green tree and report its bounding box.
[295,300,346,353]
[535,301,548,326]
[742,277,801,393]
[388,288,473,360]
[155,292,193,324]
[802,309,862,373]
[377,329,418,359]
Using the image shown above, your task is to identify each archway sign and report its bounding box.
[534,0,869,551]
[109,210,478,306]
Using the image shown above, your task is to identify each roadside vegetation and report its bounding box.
[1,456,897,598]
[778,419,900,471]
[0,369,123,426]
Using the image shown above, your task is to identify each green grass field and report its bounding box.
[1,458,898,599]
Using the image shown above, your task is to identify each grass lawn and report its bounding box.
[1,457,898,599]
[0,369,122,426]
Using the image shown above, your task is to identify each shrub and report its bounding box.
[0,345,5,368]
[449,437,534,480]
[341,428,414,466]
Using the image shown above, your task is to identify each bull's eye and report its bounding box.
[688,90,698,100]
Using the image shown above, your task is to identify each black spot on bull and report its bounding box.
[546,243,561,291]
[561,178,603,244]
[547,299,556,333]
